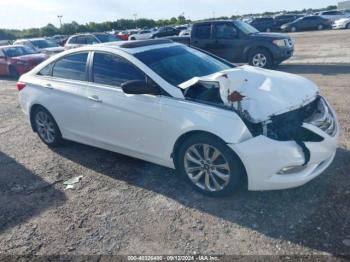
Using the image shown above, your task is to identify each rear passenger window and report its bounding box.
[38,63,53,76]
[195,24,211,39]
[52,53,88,81]
[92,53,145,87]
[75,36,86,44]
[68,37,77,44]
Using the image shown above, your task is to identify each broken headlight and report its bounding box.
[306,98,337,137]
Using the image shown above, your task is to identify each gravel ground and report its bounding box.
[0,30,349,258]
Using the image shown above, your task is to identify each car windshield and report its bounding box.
[94,34,120,43]
[31,39,59,48]
[233,21,259,34]
[3,46,39,57]
[134,45,232,86]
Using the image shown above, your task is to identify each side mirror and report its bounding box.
[121,80,160,95]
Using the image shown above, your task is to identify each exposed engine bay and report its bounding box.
[180,66,336,165]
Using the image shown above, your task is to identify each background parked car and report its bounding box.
[65,33,120,49]
[249,17,275,32]
[117,31,130,40]
[186,20,294,68]
[128,30,153,40]
[175,25,189,35]
[273,14,301,29]
[179,28,192,36]
[151,26,178,38]
[0,45,48,77]
[52,35,69,46]
[0,40,13,46]
[281,16,332,32]
[318,10,350,22]
[332,17,350,29]
[13,38,64,55]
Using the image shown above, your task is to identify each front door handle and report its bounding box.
[88,95,102,103]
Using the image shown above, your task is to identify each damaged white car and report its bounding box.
[18,40,339,196]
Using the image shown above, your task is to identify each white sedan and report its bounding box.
[17,40,338,196]
[128,30,153,41]
[332,17,350,29]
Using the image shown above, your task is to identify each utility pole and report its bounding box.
[133,13,137,29]
[212,11,215,19]
[57,15,63,33]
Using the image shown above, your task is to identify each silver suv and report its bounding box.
[64,33,120,50]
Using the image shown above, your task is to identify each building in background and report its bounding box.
[338,1,350,10]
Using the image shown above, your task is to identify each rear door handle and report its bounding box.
[88,95,102,103]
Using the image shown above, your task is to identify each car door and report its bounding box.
[299,17,314,30]
[211,22,241,62]
[191,23,216,54]
[37,52,91,140]
[85,52,164,160]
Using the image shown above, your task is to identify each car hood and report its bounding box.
[11,53,48,63]
[179,65,319,123]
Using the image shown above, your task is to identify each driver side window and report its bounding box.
[214,24,237,39]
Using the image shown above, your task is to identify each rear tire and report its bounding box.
[317,24,324,30]
[32,107,62,147]
[266,28,272,32]
[175,133,245,197]
[346,23,350,29]
[248,48,272,68]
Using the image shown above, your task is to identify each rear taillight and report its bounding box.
[16,81,26,91]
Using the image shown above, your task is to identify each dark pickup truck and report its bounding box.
[168,20,294,68]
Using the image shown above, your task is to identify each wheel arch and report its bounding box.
[172,130,247,182]
[245,45,274,61]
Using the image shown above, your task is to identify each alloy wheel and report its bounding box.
[291,26,297,32]
[184,144,231,192]
[252,53,267,68]
[318,24,324,30]
[35,111,56,144]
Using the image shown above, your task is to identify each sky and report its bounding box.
[0,0,340,29]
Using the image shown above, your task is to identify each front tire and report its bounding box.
[346,23,350,29]
[248,48,272,68]
[176,134,245,197]
[33,107,62,147]
[290,26,297,32]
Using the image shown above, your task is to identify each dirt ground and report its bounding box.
[0,29,349,258]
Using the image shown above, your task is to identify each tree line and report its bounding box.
[0,5,337,40]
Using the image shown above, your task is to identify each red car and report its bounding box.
[0,45,48,77]
[116,31,130,41]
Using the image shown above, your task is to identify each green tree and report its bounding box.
[40,23,58,36]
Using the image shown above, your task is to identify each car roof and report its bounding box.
[0,44,26,49]
[72,39,180,55]
[194,20,235,25]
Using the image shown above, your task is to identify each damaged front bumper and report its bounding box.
[229,98,339,191]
